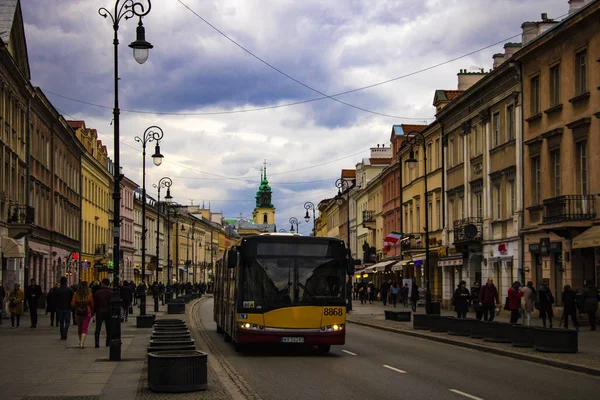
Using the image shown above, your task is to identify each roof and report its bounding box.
[369,158,392,165]
[341,169,356,178]
[0,0,17,43]
[392,124,428,136]
[444,90,463,101]
[67,120,85,129]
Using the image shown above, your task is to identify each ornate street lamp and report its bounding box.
[134,126,164,319]
[151,176,172,311]
[404,130,432,314]
[335,178,353,312]
[98,0,153,361]
[166,201,179,288]
[289,217,299,234]
[304,202,316,236]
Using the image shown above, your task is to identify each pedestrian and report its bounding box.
[93,278,112,348]
[580,279,598,331]
[71,282,79,325]
[507,281,523,324]
[0,281,5,325]
[470,282,482,321]
[390,282,400,307]
[8,283,24,328]
[453,281,470,318]
[521,281,536,326]
[71,281,94,349]
[380,280,390,306]
[46,282,60,327]
[410,281,419,312]
[401,283,409,308]
[367,283,374,304]
[561,284,579,330]
[159,281,165,305]
[151,281,160,310]
[121,280,133,321]
[358,284,366,304]
[478,278,500,322]
[56,276,74,340]
[24,278,42,328]
[538,281,555,328]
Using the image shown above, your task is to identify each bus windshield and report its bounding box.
[239,239,347,310]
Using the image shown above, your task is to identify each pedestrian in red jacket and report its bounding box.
[507,281,523,324]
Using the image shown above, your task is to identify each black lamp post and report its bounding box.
[304,202,316,236]
[182,221,195,283]
[289,217,299,234]
[152,177,171,311]
[99,0,153,361]
[335,178,352,312]
[134,126,164,318]
[166,201,180,287]
[404,131,432,314]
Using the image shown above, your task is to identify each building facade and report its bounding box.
[120,176,137,283]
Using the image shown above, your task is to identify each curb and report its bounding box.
[347,318,600,377]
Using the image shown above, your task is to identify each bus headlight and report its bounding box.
[240,323,264,331]
[320,324,344,332]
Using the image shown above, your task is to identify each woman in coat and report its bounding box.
[521,281,536,326]
[410,281,419,312]
[46,282,59,327]
[8,283,25,328]
[71,281,95,348]
[561,284,579,330]
[453,281,470,318]
[538,282,555,328]
[580,279,598,331]
[507,281,523,324]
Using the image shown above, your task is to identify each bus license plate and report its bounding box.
[281,337,304,343]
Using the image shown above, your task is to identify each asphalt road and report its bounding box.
[199,299,600,400]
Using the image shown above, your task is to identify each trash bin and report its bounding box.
[427,301,441,315]
[148,350,208,392]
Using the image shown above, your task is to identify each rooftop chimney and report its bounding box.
[503,42,522,59]
[457,69,486,91]
[493,53,505,69]
[569,0,589,14]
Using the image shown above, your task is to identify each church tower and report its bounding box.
[252,160,276,225]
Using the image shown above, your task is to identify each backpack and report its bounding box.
[75,300,88,316]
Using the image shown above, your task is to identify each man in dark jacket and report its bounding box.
[56,276,74,340]
[120,281,133,321]
[581,279,599,331]
[24,278,42,328]
[93,279,113,348]
[478,278,499,322]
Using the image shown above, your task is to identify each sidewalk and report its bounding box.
[347,300,600,375]
[0,296,231,400]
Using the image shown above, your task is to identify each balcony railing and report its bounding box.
[7,204,34,224]
[543,194,596,224]
[362,210,375,223]
[453,217,483,243]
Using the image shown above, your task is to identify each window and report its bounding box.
[493,112,500,146]
[458,135,464,163]
[435,139,441,168]
[506,105,515,140]
[416,201,420,233]
[457,195,464,220]
[576,141,588,195]
[414,150,419,178]
[473,192,483,218]
[448,200,454,225]
[575,50,587,95]
[436,199,441,230]
[551,150,561,197]
[549,64,560,106]
[494,185,502,220]
[530,75,540,115]
[448,137,454,167]
[427,142,432,172]
[508,180,516,215]
[428,201,433,230]
[532,156,541,204]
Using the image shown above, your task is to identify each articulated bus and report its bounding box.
[214,234,353,352]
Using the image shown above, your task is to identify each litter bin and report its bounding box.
[427,301,441,315]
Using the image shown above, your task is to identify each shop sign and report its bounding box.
[540,238,550,256]
[529,243,540,253]
[549,242,562,253]
[437,247,457,257]
[498,243,508,255]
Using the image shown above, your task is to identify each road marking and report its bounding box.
[382,365,406,374]
[449,389,484,400]
[341,349,357,356]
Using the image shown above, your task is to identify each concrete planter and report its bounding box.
[152,330,190,336]
[384,310,411,322]
[447,317,475,337]
[136,314,156,328]
[510,325,535,348]
[469,320,485,339]
[533,328,578,353]
[148,344,196,353]
[151,333,192,341]
[429,316,449,333]
[149,338,195,348]
[154,319,185,325]
[153,326,189,332]
[168,302,186,314]
[148,350,208,392]
[413,314,431,330]
[482,321,512,343]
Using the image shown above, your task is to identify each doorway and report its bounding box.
[553,253,563,306]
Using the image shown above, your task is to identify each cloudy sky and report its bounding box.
[22,0,566,235]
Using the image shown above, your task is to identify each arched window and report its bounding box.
[263,214,267,224]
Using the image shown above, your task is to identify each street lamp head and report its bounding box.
[405,148,417,171]
[151,143,164,166]
[164,187,172,204]
[304,210,310,222]
[290,225,295,233]
[129,19,153,64]
[336,196,343,206]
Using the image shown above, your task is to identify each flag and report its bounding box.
[384,231,403,244]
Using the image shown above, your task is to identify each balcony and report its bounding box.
[6,204,35,239]
[542,195,596,224]
[400,234,439,251]
[453,217,483,245]
[362,210,376,230]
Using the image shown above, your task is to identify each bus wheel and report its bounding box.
[216,326,223,334]
[224,332,232,343]
[316,344,331,354]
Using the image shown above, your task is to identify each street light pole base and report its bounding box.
[109,339,122,361]
[136,314,155,328]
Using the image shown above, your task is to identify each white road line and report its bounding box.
[341,349,357,356]
[382,365,406,374]
[449,389,484,400]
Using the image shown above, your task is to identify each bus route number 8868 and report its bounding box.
[323,308,343,316]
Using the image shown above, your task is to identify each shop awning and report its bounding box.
[412,253,427,262]
[438,255,463,267]
[362,260,396,273]
[572,226,600,249]
[1,237,24,258]
[178,267,187,272]
[391,260,404,271]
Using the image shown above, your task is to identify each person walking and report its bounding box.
[470,282,482,321]
[561,284,579,330]
[390,282,400,307]
[71,281,94,349]
[151,281,160,311]
[121,280,133,321]
[8,283,24,328]
[507,281,523,324]
[580,279,598,331]
[401,283,409,308]
[358,283,366,304]
[46,282,60,327]
[380,281,390,306]
[56,276,74,340]
[521,281,536,326]
[538,281,555,328]
[479,278,500,322]
[454,281,470,318]
[0,282,5,325]
[24,278,42,328]
[71,282,78,325]
[410,281,419,312]
[93,279,112,348]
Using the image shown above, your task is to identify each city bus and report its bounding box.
[214,234,353,353]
